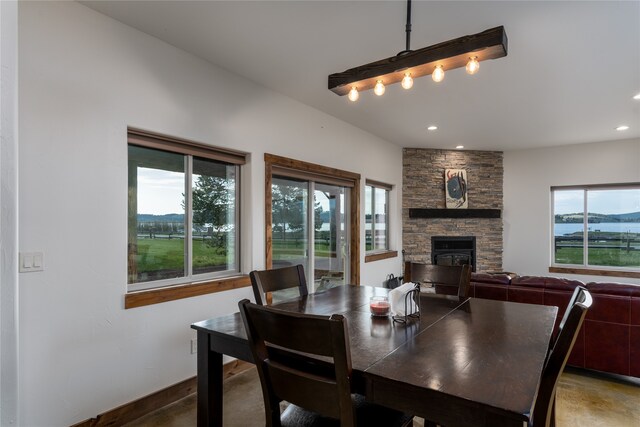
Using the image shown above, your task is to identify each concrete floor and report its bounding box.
[125,367,640,427]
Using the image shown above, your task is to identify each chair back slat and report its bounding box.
[241,302,338,357]
[405,262,471,297]
[267,361,342,418]
[239,299,355,427]
[250,264,308,305]
[531,286,592,427]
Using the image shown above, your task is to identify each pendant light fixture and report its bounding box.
[328,0,508,101]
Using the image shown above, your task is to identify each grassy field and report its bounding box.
[135,238,229,274]
[272,239,337,258]
[555,247,640,267]
[555,231,640,267]
[133,237,338,275]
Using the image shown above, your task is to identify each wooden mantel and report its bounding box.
[409,208,501,219]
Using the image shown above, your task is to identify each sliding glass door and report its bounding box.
[313,183,348,292]
[271,176,309,274]
[271,177,349,294]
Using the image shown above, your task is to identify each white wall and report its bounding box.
[504,138,640,284]
[1,1,20,425]
[18,2,403,425]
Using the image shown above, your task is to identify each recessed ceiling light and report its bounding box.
[427,125,438,131]
[616,125,629,131]
[634,93,640,100]
[456,145,464,149]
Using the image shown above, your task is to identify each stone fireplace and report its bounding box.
[403,149,503,272]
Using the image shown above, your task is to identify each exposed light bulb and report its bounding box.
[427,125,438,131]
[348,87,359,102]
[616,125,630,131]
[456,145,464,149]
[374,80,386,96]
[432,65,445,83]
[466,57,480,75]
[401,73,414,90]
[634,93,640,100]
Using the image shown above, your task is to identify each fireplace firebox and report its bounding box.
[431,236,476,272]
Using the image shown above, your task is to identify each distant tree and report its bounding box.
[272,184,304,242]
[191,175,234,253]
[314,200,324,232]
[271,185,325,245]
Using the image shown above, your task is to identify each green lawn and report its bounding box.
[133,237,339,279]
[135,238,229,274]
[272,239,336,258]
[555,247,640,267]
[555,231,640,267]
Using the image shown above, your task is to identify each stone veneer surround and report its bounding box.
[403,148,503,272]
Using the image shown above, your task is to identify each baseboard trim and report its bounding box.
[70,359,253,427]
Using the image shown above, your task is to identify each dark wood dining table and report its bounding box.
[191,285,557,427]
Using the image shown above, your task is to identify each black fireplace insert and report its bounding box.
[431,236,476,272]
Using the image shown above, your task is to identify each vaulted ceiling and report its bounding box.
[82,1,640,151]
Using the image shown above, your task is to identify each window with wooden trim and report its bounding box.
[264,154,361,286]
[551,184,640,275]
[127,129,245,293]
[365,180,391,253]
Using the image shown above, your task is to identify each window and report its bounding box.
[364,180,396,262]
[127,130,245,293]
[264,154,361,285]
[552,184,640,272]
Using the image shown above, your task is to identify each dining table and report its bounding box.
[191,284,557,427]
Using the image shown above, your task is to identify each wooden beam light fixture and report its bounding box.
[328,0,508,101]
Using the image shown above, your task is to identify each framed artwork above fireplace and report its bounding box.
[445,169,468,209]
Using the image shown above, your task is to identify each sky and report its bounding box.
[554,188,640,215]
[137,168,185,214]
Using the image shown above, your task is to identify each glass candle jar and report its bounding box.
[370,296,390,317]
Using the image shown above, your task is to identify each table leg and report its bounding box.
[197,330,223,427]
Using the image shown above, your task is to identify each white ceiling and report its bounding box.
[81,0,640,151]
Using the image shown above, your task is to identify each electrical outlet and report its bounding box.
[191,339,197,354]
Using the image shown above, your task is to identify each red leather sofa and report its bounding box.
[470,273,640,379]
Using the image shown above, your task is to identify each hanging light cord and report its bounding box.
[398,0,412,56]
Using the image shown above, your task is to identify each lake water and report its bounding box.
[555,222,640,236]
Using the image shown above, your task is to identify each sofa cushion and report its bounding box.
[510,276,546,289]
[586,282,640,296]
[508,286,544,305]
[543,277,585,290]
[585,320,630,376]
[586,293,631,324]
[470,273,512,286]
[510,275,583,291]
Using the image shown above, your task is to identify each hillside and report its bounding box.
[555,212,640,223]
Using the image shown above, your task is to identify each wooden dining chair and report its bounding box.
[531,286,592,427]
[404,262,472,297]
[249,264,308,305]
[238,299,414,427]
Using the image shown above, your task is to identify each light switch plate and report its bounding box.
[19,252,44,272]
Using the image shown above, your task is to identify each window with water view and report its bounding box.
[552,185,640,269]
